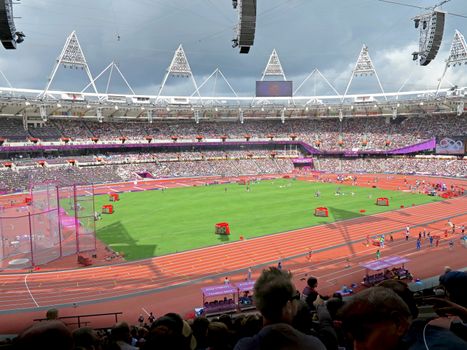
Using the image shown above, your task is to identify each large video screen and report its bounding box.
[256,81,293,97]
[435,136,466,155]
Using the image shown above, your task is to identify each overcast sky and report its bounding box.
[1,0,466,96]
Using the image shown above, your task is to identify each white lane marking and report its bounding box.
[24,274,39,307]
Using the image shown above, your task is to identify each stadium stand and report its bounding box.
[2,115,465,150]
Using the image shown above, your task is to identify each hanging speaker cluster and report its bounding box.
[0,0,24,49]
[412,10,445,66]
[232,0,256,54]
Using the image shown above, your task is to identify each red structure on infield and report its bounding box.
[314,207,329,217]
[215,222,230,235]
[102,204,114,214]
[376,197,389,206]
[109,193,119,201]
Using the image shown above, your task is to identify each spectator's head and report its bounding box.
[145,313,193,350]
[15,321,74,350]
[191,317,209,349]
[307,277,318,289]
[439,270,467,307]
[291,300,313,334]
[378,279,419,318]
[45,308,59,320]
[239,314,263,338]
[206,322,230,350]
[72,327,101,350]
[325,297,345,320]
[111,322,131,343]
[338,287,412,350]
[253,267,299,325]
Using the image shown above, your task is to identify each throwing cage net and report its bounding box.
[0,183,96,269]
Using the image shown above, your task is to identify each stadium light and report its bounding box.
[39,105,47,121]
[457,102,464,116]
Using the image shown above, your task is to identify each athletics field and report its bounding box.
[94,178,442,260]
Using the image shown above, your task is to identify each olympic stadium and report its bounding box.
[0,0,466,347]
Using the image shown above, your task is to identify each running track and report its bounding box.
[0,196,466,312]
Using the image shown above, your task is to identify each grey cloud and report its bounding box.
[2,0,466,94]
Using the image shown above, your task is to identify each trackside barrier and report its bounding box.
[34,312,123,328]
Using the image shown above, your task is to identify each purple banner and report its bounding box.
[236,281,255,292]
[292,158,313,164]
[388,138,436,155]
[0,139,436,156]
[201,285,237,297]
[360,256,409,271]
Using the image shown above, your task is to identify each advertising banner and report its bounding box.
[435,136,466,155]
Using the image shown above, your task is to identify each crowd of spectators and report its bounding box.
[1,115,465,151]
[3,266,466,349]
[0,151,465,192]
[0,152,295,192]
[317,157,467,178]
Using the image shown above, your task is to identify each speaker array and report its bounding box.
[0,0,24,49]
[233,0,256,54]
[419,11,445,66]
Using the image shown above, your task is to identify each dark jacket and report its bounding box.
[234,323,326,350]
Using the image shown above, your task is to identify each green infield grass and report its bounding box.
[94,179,442,260]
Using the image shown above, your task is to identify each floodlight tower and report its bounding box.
[41,31,98,98]
[343,45,386,102]
[157,44,200,99]
[437,30,467,94]
[261,49,286,81]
